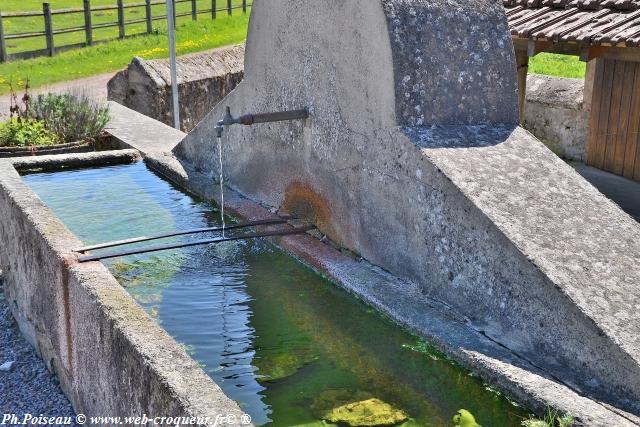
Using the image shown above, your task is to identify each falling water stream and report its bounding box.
[217,136,226,237]
[23,163,531,426]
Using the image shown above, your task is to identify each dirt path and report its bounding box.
[0,71,117,120]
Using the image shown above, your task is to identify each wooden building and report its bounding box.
[505,0,640,182]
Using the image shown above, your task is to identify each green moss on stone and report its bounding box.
[312,390,408,426]
[255,347,318,383]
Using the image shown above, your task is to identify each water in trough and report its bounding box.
[23,162,529,426]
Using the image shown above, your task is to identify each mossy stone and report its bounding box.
[255,348,317,383]
[312,390,408,426]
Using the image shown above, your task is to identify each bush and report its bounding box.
[0,118,59,147]
[28,92,110,143]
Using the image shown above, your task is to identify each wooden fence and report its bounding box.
[0,0,248,62]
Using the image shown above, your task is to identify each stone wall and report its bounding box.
[108,45,244,132]
[523,74,587,162]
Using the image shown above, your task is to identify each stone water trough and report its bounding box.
[0,0,639,426]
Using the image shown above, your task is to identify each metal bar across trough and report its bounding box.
[74,217,293,253]
[77,225,315,262]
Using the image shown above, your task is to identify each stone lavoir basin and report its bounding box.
[23,162,529,426]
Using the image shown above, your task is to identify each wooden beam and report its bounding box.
[527,40,552,57]
[580,46,609,62]
[583,58,598,114]
[516,49,529,124]
[514,36,640,63]
[601,46,640,63]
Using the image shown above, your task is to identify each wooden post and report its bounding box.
[145,0,152,33]
[584,58,599,165]
[83,0,93,46]
[0,13,7,63]
[515,49,529,124]
[242,0,246,13]
[227,0,232,15]
[583,58,598,114]
[117,0,125,39]
[191,0,197,20]
[212,0,216,19]
[43,3,54,57]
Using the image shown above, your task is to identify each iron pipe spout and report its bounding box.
[215,106,308,137]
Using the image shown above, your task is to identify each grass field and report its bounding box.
[529,53,586,79]
[0,1,249,95]
[0,0,245,54]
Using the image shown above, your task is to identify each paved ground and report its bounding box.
[571,162,640,222]
[0,276,77,422]
[0,72,116,121]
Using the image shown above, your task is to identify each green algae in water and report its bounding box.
[255,348,319,384]
[23,163,531,426]
[452,409,482,427]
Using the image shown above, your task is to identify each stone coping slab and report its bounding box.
[10,149,141,171]
[106,101,186,155]
[408,124,640,367]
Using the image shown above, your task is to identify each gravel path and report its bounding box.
[0,276,77,422]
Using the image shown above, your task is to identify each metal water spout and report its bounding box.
[214,106,309,137]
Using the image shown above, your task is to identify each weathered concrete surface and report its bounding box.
[108,45,244,132]
[524,74,587,161]
[0,160,250,426]
[173,0,640,418]
[383,1,518,125]
[106,101,185,155]
[145,151,640,427]
[10,149,140,171]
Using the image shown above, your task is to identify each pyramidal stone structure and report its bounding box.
[172,0,640,418]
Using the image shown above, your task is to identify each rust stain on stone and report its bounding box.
[281,181,338,242]
[61,256,74,372]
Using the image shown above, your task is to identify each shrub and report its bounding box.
[0,118,59,147]
[28,92,110,143]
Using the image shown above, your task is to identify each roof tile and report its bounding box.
[505,0,640,46]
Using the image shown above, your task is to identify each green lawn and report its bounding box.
[529,53,586,79]
[0,0,246,54]
[0,3,249,94]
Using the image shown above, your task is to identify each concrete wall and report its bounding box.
[0,155,248,426]
[524,74,587,161]
[108,45,244,132]
[173,0,640,416]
